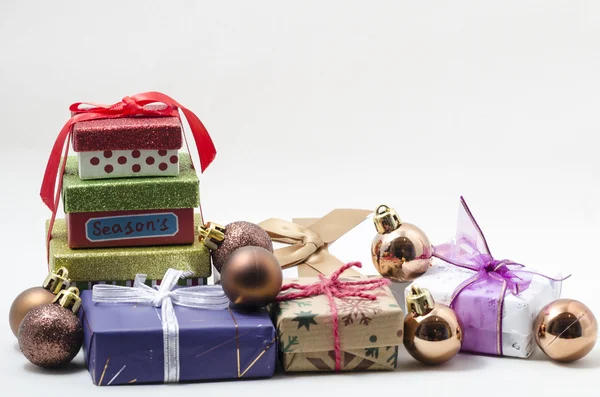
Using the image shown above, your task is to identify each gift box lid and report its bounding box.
[62,153,199,213]
[49,214,211,281]
[80,290,277,385]
[72,116,183,152]
[273,277,404,354]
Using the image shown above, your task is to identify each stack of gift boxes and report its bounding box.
[48,115,212,290]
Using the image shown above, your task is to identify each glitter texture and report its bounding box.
[62,153,199,213]
[212,221,274,273]
[49,215,211,282]
[72,117,183,152]
[18,305,83,368]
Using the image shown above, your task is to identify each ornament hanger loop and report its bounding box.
[375,205,390,215]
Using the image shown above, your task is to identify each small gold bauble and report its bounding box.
[221,246,282,309]
[9,287,56,337]
[403,286,462,365]
[371,205,433,281]
[534,299,598,362]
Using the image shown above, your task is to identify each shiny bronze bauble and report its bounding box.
[403,286,462,365]
[18,304,83,368]
[9,287,56,337]
[371,205,433,281]
[221,246,282,308]
[208,221,274,273]
[534,299,597,362]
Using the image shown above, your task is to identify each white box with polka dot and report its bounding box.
[78,149,180,180]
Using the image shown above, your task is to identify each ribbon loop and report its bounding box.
[259,209,372,277]
[93,268,229,383]
[276,262,389,371]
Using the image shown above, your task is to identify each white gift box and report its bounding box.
[78,149,180,179]
[404,259,562,358]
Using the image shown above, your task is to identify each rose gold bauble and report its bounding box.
[371,205,433,281]
[534,299,597,362]
[221,246,282,308]
[9,287,55,337]
[403,286,462,365]
[18,305,83,368]
[18,287,83,368]
[200,221,274,273]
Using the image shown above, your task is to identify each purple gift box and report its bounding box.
[80,290,277,385]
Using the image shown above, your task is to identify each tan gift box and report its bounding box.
[272,277,404,372]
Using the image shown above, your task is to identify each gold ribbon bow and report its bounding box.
[259,209,372,277]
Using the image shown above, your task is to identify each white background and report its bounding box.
[1,1,598,395]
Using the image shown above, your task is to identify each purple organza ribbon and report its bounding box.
[433,197,568,356]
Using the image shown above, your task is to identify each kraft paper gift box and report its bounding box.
[62,153,199,249]
[72,116,182,180]
[405,260,561,358]
[48,215,211,289]
[80,290,277,385]
[272,276,404,372]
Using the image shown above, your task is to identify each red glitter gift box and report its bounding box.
[72,117,183,180]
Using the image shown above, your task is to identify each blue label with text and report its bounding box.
[85,213,179,242]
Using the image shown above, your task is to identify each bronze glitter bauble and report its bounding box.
[18,304,83,368]
[221,246,282,308]
[403,286,462,365]
[9,287,55,337]
[371,205,433,281]
[534,299,598,362]
[212,221,273,273]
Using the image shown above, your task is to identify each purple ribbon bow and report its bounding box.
[433,197,568,356]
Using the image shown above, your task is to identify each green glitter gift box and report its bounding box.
[48,214,211,289]
[62,153,200,249]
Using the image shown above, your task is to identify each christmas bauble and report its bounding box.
[18,287,83,368]
[9,267,71,337]
[9,287,55,337]
[221,246,282,308]
[403,286,462,365]
[371,205,433,281]
[534,299,597,362]
[200,221,273,273]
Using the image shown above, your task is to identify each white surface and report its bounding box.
[1,1,599,396]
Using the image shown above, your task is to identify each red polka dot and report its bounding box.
[118,156,127,165]
[158,150,167,156]
[169,155,178,164]
[132,150,141,158]
[132,164,141,173]
[104,164,114,173]
[90,157,100,166]
[146,157,155,165]
[159,162,168,171]
[103,150,113,158]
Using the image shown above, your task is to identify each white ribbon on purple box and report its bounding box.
[92,268,230,383]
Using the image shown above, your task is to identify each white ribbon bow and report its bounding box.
[92,268,230,383]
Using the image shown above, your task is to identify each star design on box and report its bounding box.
[292,311,318,330]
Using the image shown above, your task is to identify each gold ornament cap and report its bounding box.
[52,287,82,314]
[42,267,70,295]
[373,205,402,234]
[198,222,226,251]
[406,285,435,316]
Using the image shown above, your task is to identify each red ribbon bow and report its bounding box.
[41,92,216,263]
[276,262,390,371]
